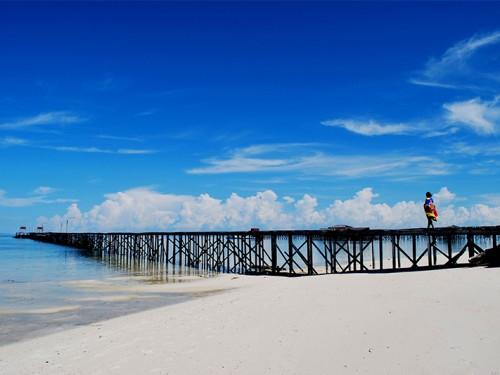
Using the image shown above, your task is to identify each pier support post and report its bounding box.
[271,234,277,275]
[307,235,313,275]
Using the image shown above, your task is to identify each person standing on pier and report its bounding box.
[424,192,438,228]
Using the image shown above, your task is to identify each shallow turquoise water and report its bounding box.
[0,234,208,345]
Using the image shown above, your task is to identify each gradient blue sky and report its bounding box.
[1,2,500,232]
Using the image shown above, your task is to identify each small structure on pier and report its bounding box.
[14,226,28,238]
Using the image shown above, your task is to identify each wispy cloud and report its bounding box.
[321,119,414,136]
[33,186,56,195]
[97,134,142,142]
[445,141,500,156]
[321,117,461,137]
[324,31,500,138]
[140,88,192,98]
[0,189,77,207]
[0,190,45,207]
[408,79,458,89]
[323,96,500,137]
[411,30,500,90]
[422,127,460,138]
[0,111,84,130]
[0,136,28,146]
[443,96,500,135]
[0,133,153,155]
[187,143,451,178]
[187,143,313,174]
[135,110,155,117]
[45,146,156,155]
[47,146,114,154]
[189,157,288,174]
[84,77,127,92]
[117,149,155,155]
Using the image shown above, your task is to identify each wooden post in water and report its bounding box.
[447,235,452,263]
[20,226,500,276]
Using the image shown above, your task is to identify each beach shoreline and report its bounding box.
[0,273,225,346]
[1,268,499,375]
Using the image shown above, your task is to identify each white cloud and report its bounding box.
[237,143,320,155]
[422,127,460,138]
[45,146,156,155]
[0,189,77,207]
[0,135,155,154]
[188,156,289,174]
[321,119,413,136]
[97,135,142,142]
[411,30,500,89]
[408,79,458,89]
[47,146,113,153]
[433,187,456,203]
[446,142,500,156]
[38,186,500,232]
[0,111,84,130]
[135,110,155,117]
[117,149,156,155]
[443,96,500,134]
[480,193,500,206]
[0,137,28,146]
[0,190,44,207]
[187,144,451,178]
[323,96,500,137]
[331,32,500,139]
[33,186,56,195]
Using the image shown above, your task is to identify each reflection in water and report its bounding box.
[93,250,217,283]
[0,234,215,346]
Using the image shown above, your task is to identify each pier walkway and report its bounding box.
[17,226,500,275]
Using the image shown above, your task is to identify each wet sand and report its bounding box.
[1,267,500,374]
[0,274,215,345]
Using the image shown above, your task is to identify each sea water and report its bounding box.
[0,234,210,345]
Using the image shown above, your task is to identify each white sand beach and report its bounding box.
[1,267,499,375]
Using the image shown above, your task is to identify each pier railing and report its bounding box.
[19,226,500,275]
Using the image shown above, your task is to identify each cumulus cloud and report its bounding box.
[433,187,456,203]
[38,187,500,232]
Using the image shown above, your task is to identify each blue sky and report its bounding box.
[1,2,500,232]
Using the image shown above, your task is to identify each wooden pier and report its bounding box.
[18,226,500,276]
